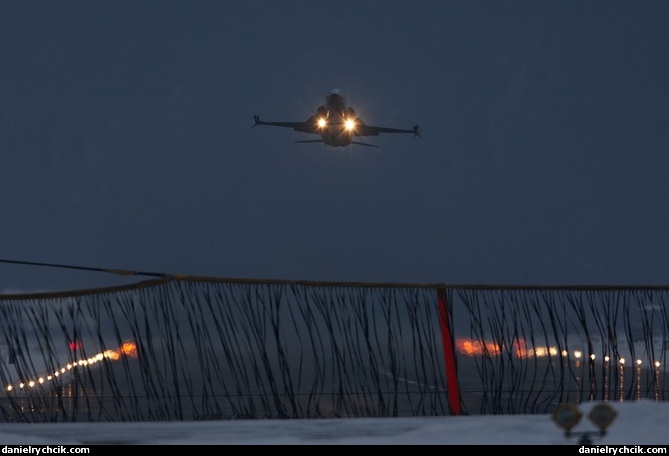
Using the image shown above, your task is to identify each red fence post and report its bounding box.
[437,287,462,415]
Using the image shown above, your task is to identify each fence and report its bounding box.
[0,277,667,422]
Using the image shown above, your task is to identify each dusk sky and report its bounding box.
[2,1,669,293]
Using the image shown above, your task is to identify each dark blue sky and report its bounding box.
[2,1,669,292]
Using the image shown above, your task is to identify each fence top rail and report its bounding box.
[2,273,669,301]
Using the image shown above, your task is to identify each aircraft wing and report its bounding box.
[354,124,421,137]
[252,116,318,134]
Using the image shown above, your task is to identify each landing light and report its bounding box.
[345,119,355,130]
[318,118,326,128]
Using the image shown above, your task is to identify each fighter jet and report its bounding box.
[252,88,420,148]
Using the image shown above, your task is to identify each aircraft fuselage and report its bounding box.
[311,88,361,146]
[321,122,352,147]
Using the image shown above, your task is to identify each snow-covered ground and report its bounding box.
[0,399,667,445]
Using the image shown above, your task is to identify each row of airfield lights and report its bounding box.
[4,342,137,393]
[456,338,661,368]
[570,350,661,370]
[7,340,662,392]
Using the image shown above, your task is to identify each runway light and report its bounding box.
[655,361,661,368]
[620,358,625,365]
[636,359,642,366]
[604,356,610,362]
[590,354,596,361]
[574,350,582,359]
